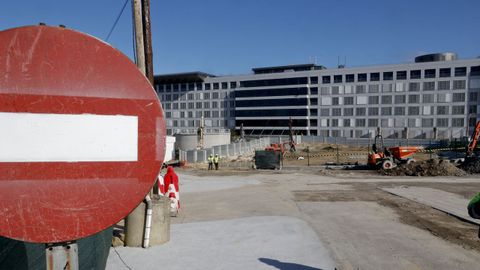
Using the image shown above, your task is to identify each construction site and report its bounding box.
[2,1,480,270]
[106,122,480,270]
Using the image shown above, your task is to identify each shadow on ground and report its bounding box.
[258,258,324,270]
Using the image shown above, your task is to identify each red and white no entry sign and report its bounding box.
[0,25,165,243]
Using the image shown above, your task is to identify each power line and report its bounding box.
[105,0,130,42]
[131,0,137,64]
[113,246,133,270]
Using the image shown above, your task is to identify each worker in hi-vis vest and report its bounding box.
[214,154,220,170]
[208,154,214,170]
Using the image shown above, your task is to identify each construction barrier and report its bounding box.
[183,137,271,164]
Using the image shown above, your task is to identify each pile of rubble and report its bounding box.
[381,159,467,177]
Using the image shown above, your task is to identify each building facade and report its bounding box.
[155,53,480,139]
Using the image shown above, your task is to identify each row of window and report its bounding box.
[165,110,235,119]
[236,109,308,117]
[167,119,231,128]
[160,87,474,111]
[314,105,472,117]
[158,78,475,101]
[236,119,308,127]
[160,91,234,102]
[239,77,308,88]
[163,100,235,110]
[235,87,308,98]
[315,79,471,95]
[156,81,237,92]
[236,98,308,107]
[316,118,466,128]
[319,93,468,106]
[318,66,480,84]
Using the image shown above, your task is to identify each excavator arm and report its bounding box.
[467,121,480,157]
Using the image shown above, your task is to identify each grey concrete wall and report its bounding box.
[205,134,231,149]
[181,138,275,163]
[175,134,198,151]
[175,133,231,151]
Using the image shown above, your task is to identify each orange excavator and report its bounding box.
[367,134,422,170]
[264,141,296,156]
[465,121,480,162]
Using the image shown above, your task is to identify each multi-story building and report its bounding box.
[155,53,480,139]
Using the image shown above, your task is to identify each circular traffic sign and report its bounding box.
[0,25,165,243]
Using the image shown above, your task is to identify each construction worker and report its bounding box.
[214,154,220,170]
[208,154,214,170]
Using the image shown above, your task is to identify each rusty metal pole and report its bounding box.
[141,0,154,85]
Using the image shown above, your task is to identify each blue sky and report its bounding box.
[1,0,479,75]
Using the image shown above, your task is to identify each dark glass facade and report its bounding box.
[236,119,308,127]
[235,87,308,98]
[239,77,308,88]
[236,109,308,117]
[236,98,308,107]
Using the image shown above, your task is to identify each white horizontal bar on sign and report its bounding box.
[0,112,138,162]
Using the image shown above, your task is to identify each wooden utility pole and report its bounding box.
[125,1,146,242]
[141,0,154,85]
[133,0,146,75]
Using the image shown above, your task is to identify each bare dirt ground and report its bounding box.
[176,165,480,270]
[208,142,436,168]
[293,181,480,251]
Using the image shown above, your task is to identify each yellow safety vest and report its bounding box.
[214,156,219,163]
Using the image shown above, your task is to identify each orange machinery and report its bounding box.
[367,135,422,169]
[466,121,480,159]
[265,141,296,156]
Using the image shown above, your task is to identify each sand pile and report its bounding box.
[460,159,480,174]
[381,159,467,177]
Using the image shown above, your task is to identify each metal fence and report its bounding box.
[179,137,272,164]
[299,136,448,147]
[246,135,455,147]
[178,135,464,164]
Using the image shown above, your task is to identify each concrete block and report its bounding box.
[150,196,170,246]
[125,202,146,247]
